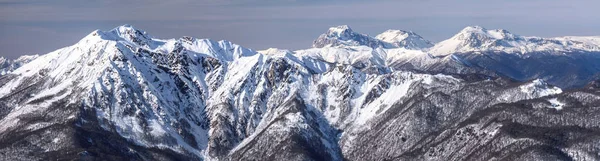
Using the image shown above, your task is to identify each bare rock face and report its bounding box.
[1,25,600,161]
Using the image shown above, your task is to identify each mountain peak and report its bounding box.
[457,26,489,38]
[460,26,486,32]
[108,24,153,45]
[454,26,517,41]
[380,29,413,35]
[322,25,359,41]
[328,25,352,32]
[326,25,354,37]
[429,26,523,55]
[313,25,384,48]
[111,24,138,32]
[375,29,433,49]
[80,24,154,46]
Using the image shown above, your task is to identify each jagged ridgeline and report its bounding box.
[1,25,600,160]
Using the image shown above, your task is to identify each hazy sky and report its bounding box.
[1,0,600,59]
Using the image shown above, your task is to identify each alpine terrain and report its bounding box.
[1,25,600,160]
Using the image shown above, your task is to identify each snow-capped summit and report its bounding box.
[326,25,354,38]
[429,26,600,56]
[81,24,157,49]
[258,48,294,56]
[313,25,385,49]
[375,30,433,49]
[109,24,151,39]
[428,26,520,55]
[454,26,519,42]
[313,25,434,50]
[108,24,155,47]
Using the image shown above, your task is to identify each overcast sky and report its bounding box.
[1,0,600,59]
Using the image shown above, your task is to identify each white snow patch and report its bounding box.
[547,98,565,110]
[149,120,167,137]
[519,79,562,97]
[355,78,415,125]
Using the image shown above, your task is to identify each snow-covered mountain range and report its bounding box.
[430,26,600,56]
[312,25,433,49]
[310,25,600,88]
[1,25,600,160]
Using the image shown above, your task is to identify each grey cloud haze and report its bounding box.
[1,0,600,59]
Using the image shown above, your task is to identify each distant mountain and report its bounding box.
[1,25,600,161]
[0,55,39,75]
[429,26,600,56]
[376,29,433,49]
[312,25,432,49]
[312,25,385,49]
[309,25,600,88]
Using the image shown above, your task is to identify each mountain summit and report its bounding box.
[312,25,385,49]
[376,29,433,49]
